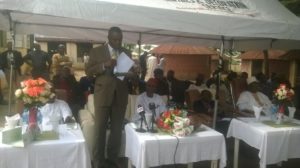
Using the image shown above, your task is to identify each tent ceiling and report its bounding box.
[1,0,300,50]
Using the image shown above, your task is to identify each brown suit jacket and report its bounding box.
[85,44,131,107]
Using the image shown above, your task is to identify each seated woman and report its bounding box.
[236,76,272,117]
[132,78,167,122]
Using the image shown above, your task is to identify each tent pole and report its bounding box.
[8,11,15,116]
[212,36,224,129]
[138,32,142,57]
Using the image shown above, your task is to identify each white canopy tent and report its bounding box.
[0,0,300,50]
[1,0,300,127]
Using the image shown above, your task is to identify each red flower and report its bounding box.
[163,123,171,130]
[27,86,44,97]
[173,109,181,116]
[163,111,171,118]
[157,118,164,128]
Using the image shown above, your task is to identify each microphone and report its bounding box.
[138,105,149,131]
[135,105,147,133]
[149,102,157,133]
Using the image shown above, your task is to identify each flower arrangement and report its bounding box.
[15,78,55,108]
[272,84,295,124]
[273,84,295,110]
[156,109,193,137]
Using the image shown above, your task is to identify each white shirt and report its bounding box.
[40,99,72,126]
[237,91,272,115]
[132,92,167,122]
[83,55,89,63]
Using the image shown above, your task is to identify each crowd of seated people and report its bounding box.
[2,40,299,132]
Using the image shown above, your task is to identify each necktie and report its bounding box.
[111,49,117,59]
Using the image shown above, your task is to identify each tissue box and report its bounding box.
[1,126,22,144]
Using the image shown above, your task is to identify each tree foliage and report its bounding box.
[279,0,300,16]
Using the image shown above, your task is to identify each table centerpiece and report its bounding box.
[156,109,194,136]
[273,84,295,124]
[15,77,55,140]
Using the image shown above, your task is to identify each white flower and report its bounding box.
[50,93,56,99]
[20,81,26,88]
[15,89,22,98]
[45,83,52,89]
[173,128,186,137]
[39,97,48,104]
[22,87,28,94]
[40,90,50,96]
[173,121,184,129]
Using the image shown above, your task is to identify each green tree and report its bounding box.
[279,0,300,16]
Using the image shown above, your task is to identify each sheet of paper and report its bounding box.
[116,52,134,80]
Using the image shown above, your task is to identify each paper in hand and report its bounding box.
[116,52,134,80]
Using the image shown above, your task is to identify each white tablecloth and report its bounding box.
[227,117,300,168]
[125,123,227,168]
[0,125,91,168]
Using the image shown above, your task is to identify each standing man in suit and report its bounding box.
[86,27,132,168]
[0,41,23,103]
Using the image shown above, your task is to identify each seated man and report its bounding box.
[236,76,272,117]
[40,94,74,126]
[190,90,214,126]
[126,73,146,95]
[132,78,167,122]
[193,90,214,116]
[52,66,83,120]
[153,68,169,97]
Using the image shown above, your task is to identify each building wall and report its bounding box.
[241,60,252,76]
[164,54,211,81]
[242,59,291,82]
[66,43,77,63]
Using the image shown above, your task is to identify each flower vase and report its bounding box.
[276,105,285,124]
[26,107,41,140]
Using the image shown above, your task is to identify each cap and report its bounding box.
[247,76,258,85]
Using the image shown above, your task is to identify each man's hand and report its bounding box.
[103,59,117,69]
[64,116,75,123]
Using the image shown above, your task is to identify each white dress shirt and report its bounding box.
[132,92,167,122]
[40,99,72,126]
[237,91,272,115]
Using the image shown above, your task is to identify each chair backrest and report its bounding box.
[185,89,201,110]
[86,94,95,117]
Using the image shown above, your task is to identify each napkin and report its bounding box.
[5,114,21,129]
[253,105,262,121]
[288,106,296,119]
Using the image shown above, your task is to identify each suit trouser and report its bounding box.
[93,92,126,167]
